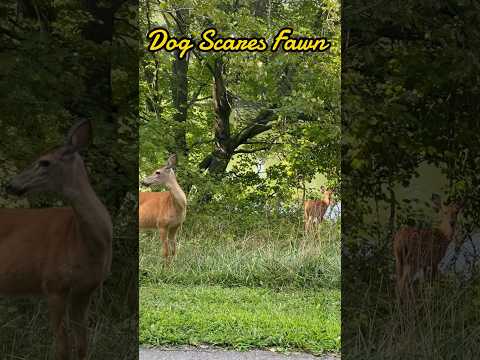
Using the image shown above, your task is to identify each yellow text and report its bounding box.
[146,28,194,59]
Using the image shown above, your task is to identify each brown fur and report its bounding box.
[139,155,187,263]
[304,190,334,232]
[394,228,450,297]
[393,198,462,299]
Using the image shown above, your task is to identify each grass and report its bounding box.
[140,284,340,354]
[140,210,340,290]
[139,207,341,354]
[343,254,480,359]
[0,257,138,360]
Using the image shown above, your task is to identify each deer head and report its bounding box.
[6,120,91,196]
[431,193,464,241]
[141,154,177,187]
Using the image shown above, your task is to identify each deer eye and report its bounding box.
[155,171,161,175]
[38,160,51,167]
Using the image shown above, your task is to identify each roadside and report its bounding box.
[139,346,340,360]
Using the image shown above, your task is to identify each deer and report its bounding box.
[0,119,112,360]
[304,186,334,232]
[393,193,463,300]
[139,154,187,263]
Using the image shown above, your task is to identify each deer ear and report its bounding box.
[431,193,442,211]
[166,154,177,169]
[65,119,91,151]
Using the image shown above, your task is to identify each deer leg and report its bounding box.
[168,226,179,257]
[396,269,405,300]
[395,271,402,299]
[47,293,70,360]
[397,263,410,301]
[395,254,404,299]
[70,292,92,360]
[305,217,311,233]
[158,227,169,263]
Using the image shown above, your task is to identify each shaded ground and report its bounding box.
[139,347,339,360]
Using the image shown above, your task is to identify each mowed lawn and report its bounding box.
[140,285,340,354]
[139,210,341,354]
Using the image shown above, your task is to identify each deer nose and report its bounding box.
[5,183,12,193]
[5,181,24,196]
[5,182,15,194]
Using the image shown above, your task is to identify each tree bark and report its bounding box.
[163,7,190,160]
[171,56,189,156]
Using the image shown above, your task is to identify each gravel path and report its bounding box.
[139,347,339,360]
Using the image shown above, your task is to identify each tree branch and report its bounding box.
[188,84,209,107]
[234,146,270,154]
[232,109,275,147]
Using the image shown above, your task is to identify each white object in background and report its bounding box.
[439,230,480,280]
[325,202,341,220]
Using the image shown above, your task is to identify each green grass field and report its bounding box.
[139,207,341,354]
[140,285,339,354]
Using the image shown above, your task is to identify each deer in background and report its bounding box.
[139,154,187,263]
[304,186,334,232]
[0,120,112,360]
[394,193,463,300]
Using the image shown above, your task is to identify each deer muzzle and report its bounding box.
[5,180,26,196]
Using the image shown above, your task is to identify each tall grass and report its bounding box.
[139,208,340,291]
[343,265,480,359]
[0,253,138,360]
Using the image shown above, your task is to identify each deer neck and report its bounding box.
[322,191,332,205]
[62,159,113,261]
[437,218,455,242]
[164,176,187,212]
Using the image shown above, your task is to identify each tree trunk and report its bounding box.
[205,58,234,175]
[171,47,189,157]
[80,0,128,214]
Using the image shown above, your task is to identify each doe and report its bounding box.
[139,154,187,263]
[393,193,463,299]
[304,186,334,232]
[0,119,112,360]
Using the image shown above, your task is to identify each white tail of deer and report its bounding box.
[393,193,463,299]
[0,120,112,360]
[139,154,187,263]
[304,186,334,232]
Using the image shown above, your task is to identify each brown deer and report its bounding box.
[304,187,334,232]
[394,193,463,299]
[0,120,112,360]
[139,154,187,263]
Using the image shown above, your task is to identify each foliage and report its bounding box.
[343,0,480,242]
[139,0,341,200]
